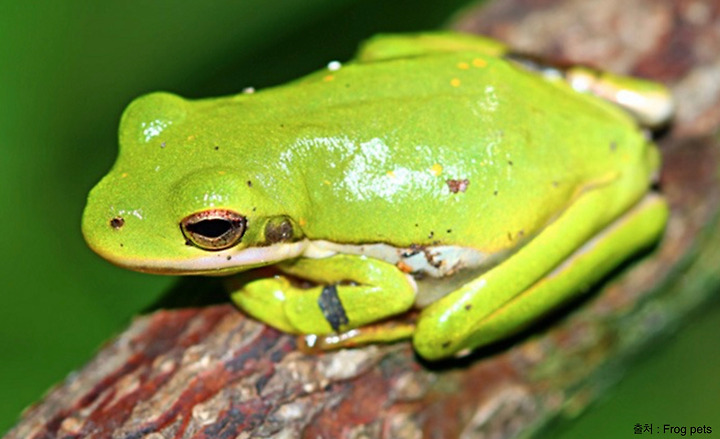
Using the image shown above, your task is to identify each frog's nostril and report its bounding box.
[180,210,246,251]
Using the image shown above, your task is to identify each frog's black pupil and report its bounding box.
[187,219,232,238]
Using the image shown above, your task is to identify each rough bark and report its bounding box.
[7,0,720,438]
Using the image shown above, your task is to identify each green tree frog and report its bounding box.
[83,33,672,360]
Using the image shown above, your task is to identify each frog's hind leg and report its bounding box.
[563,66,674,128]
[508,51,673,128]
[413,193,668,360]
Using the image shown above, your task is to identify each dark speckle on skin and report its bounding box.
[552,180,559,187]
[610,141,617,151]
[318,285,349,331]
[161,142,166,148]
[441,341,451,348]
[493,189,498,196]
[508,160,513,166]
[446,178,470,193]
[226,255,232,261]
[119,243,124,247]
[247,180,253,187]
[465,304,472,311]
[446,229,452,233]
[214,145,219,151]
[402,247,421,258]
[110,217,125,229]
[185,239,193,246]
[428,231,434,239]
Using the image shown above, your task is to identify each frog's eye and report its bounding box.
[180,210,246,251]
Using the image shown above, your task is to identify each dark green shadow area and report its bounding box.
[548,295,720,438]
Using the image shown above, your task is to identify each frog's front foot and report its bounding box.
[229,254,417,336]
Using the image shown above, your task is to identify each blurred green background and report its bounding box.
[1,1,718,436]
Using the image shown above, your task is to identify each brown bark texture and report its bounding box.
[7,0,720,438]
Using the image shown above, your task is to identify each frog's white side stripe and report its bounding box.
[125,239,496,278]
[303,241,494,278]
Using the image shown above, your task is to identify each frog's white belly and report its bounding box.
[301,241,508,306]
[303,240,494,277]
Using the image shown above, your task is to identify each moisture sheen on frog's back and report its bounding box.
[191,52,655,250]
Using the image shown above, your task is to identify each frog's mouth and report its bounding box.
[104,241,310,276]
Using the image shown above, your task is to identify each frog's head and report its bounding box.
[82,92,306,275]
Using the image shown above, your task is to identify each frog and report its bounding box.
[82,32,672,360]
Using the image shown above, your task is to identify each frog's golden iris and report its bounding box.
[180,209,246,251]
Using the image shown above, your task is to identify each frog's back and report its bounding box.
[196,48,657,253]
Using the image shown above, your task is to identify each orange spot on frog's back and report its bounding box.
[472,58,487,68]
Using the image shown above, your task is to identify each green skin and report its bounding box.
[82,33,671,360]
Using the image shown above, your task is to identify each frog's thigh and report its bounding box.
[414,193,668,360]
[230,254,416,335]
[564,66,673,128]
